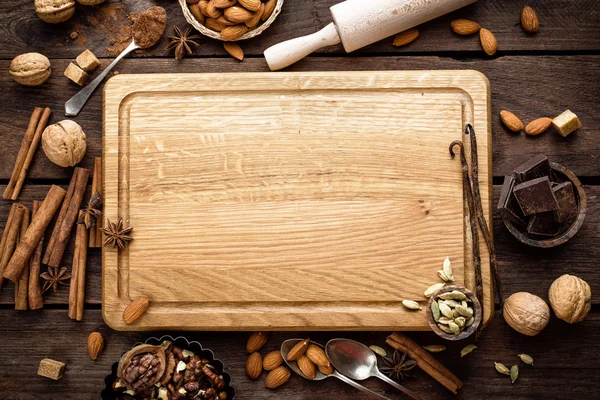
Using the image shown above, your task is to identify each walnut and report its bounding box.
[116,343,169,392]
[42,120,87,167]
[548,274,591,323]
[503,292,550,336]
[34,0,76,24]
[9,53,51,86]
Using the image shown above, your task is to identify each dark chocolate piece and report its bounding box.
[513,155,551,182]
[498,175,526,226]
[497,175,515,210]
[553,181,578,223]
[513,176,559,216]
[527,211,561,236]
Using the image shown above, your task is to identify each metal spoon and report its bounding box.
[281,339,391,400]
[326,338,424,400]
[64,40,139,117]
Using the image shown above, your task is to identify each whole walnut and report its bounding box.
[10,53,51,86]
[42,120,87,167]
[503,292,550,336]
[548,274,591,323]
[76,0,105,4]
[35,0,76,24]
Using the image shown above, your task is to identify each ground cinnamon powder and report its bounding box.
[132,6,167,49]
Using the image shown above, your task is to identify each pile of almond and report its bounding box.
[286,339,333,379]
[245,332,292,389]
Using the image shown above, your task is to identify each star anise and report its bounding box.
[166,26,201,61]
[380,350,417,382]
[40,267,71,294]
[78,191,103,228]
[101,218,133,250]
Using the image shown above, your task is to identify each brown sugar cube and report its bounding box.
[64,62,88,86]
[76,49,101,72]
[552,110,581,137]
[38,358,65,380]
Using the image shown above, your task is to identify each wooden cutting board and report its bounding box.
[102,71,493,331]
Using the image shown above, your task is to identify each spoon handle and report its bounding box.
[65,41,139,117]
[332,371,392,400]
[374,371,424,400]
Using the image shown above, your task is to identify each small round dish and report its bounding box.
[179,0,284,41]
[101,335,235,400]
[502,162,586,248]
[426,285,481,341]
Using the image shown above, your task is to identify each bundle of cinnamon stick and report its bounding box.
[387,332,463,394]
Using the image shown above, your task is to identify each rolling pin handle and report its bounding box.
[264,23,341,71]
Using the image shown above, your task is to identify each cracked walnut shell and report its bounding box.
[548,274,591,323]
[42,120,87,167]
[503,292,550,336]
[35,0,76,24]
[10,53,51,86]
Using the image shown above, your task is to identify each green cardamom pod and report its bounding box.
[443,299,460,308]
[437,323,453,334]
[455,305,473,318]
[442,256,454,281]
[495,362,511,376]
[437,270,450,282]
[437,316,453,325]
[439,303,453,319]
[460,344,477,357]
[455,316,466,328]
[424,283,445,298]
[465,316,475,327]
[449,321,460,334]
[423,345,447,353]
[431,300,441,322]
[368,345,387,357]
[518,353,534,365]
[510,365,519,383]
[401,300,421,311]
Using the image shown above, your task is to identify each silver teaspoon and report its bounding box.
[281,339,392,400]
[326,338,424,400]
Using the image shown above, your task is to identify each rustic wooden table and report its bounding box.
[1,1,599,399]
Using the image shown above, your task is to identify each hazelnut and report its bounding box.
[548,274,591,323]
[503,292,550,336]
[9,53,51,86]
[42,120,87,167]
[35,0,76,24]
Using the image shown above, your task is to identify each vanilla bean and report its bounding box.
[465,124,504,307]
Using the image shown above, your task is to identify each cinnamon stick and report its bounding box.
[11,108,53,200]
[3,108,44,200]
[28,201,44,310]
[387,332,462,394]
[43,167,90,267]
[69,211,88,320]
[89,157,103,248]
[0,203,27,287]
[3,185,66,283]
[14,206,30,310]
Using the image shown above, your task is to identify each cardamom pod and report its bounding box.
[495,362,511,376]
[461,300,468,308]
[431,300,441,322]
[518,353,534,365]
[402,300,421,311]
[369,345,387,357]
[452,309,460,318]
[451,290,467,301]
[443,299,460,308]
[424,283,445,298]
[423,345,446,353]
[437,316,453,325]
[465,316,475,327]
[437,323,453,334]
[442,256,454,281]
[437,270,450,282]
[439,303,453,319]
[455,316,466,328]
[510,365,519,383]
[448,321,460,334]
[460,344,477,357]
[455,305,473,318]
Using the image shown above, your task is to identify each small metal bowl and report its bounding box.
[101,335,235,400]
[502,162,586,248]
[426,285,482,341]
[179,0,285,41]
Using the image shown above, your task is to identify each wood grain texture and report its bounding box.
[0,309,598,399]
[1,56,599,180]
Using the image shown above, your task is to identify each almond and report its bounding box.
[239,0,261,12]
[297,355,316,380]
[265,365,291,389]
[245,3,264,28]
[286,338,309,361]
[246,332,268,353]
[500,110,524,132]
[206,0,222,18]
[87,332,104,361]
[521,6,539,34]
[221,24,249,40]
[213,0,236,8]
[261,0,276,21]
[245,352,262,380]
[479,28,497,56]
[216,15,236,26]
[123,298,149,324]
[262,350,283,371]
[199,0,210,17]
[205,17,226,32]
[450,19,480,35]
[525,117,552,136]
[318,363,334,375]
[393,28,419,47]
[224,5,253,23]
[305,344,330,367]
[224,42,244,61]
[189,4,205,24]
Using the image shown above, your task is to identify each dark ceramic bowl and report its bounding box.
[426,285,482,341]
[502,162,586,248]
[101,335,235,400]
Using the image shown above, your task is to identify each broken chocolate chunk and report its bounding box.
[513,176,559,216]
[513,155,551,182]
[498,175,526,226]
[527,211,561,236]
[553,181,578,223]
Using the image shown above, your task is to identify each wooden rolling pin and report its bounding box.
[264,0,478,71]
